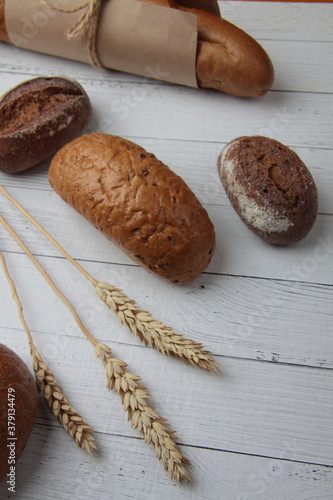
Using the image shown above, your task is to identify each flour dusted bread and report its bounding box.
[48,133,215,284]
[0,344,38,482]
[217,136,318,245]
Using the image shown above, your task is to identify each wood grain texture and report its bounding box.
[2,423,333,500]
[0,2,332,499]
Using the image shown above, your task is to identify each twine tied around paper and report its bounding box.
[40,0,106,69]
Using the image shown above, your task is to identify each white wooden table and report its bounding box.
[0,2,332,499]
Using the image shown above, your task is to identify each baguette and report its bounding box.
[48,133,216,284]
[137,0,274,97]
[0,0,274,97]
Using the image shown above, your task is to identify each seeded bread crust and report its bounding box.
[48,133,215,284]
[217,136,318,245]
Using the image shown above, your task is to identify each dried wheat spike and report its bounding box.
[96,282,219,373]
[95,343,191,482]
[32,347,96,455]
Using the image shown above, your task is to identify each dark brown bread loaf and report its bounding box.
[0,76,91,173]
[217,136,318,245]
[0,344,38,482]
[48,133,215,284]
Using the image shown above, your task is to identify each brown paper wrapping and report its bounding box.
[178,0,220,16]
[4,0,219,88]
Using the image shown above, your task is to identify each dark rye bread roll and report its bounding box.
[217,136,318,245]
[48,133,215,284]
[0,344,38,482]
[0,76,91,173]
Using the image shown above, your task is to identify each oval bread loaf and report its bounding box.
[217,136,318,245]
[0,76,91,173]
[48,133,215,284]
[0,344,38,482]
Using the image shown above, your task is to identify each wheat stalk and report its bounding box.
[0,216,191,481]
[0,185,220,373]
[95,343,191,482]
[0,249,96,455]
[31,346,97,455]
[96,282,219,373]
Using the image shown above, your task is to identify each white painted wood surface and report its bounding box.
[0,2,332,499]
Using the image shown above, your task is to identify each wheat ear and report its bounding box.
[0,185,220,373]
[96,282,219,373]
[0,216,191,481]
[31,347,97,455]
[95,343,191,482]
[0,249,96,455]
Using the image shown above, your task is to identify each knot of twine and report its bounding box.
[40,0,106,69]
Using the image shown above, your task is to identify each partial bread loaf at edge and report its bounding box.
[48,133,215,284]
[0,344,38,482]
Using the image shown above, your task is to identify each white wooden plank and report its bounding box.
[1,422,333,500]
[1,138,331,214]
[85,82,333,149]
[221,1,333,42]
[0,70,332,149]
[263,40,333,93]
[0,252,332,370]
[1,186,332,286]
[0,331,332,470]
[0,37,333,94]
